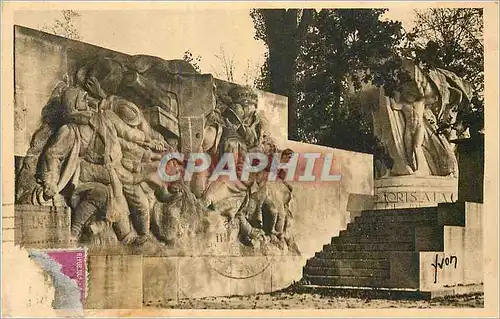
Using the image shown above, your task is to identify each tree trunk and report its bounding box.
[267,46,297,139]
[261,9,313,141]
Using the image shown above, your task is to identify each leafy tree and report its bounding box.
[251,9,406,149]
[42,10,81,40]
[404,8,484,134]
[251,8,484,153]
[293,9,405,152]
[182,50,202,73]
[250,9,314,140]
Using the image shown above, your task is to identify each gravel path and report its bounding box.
[158,292,483,309]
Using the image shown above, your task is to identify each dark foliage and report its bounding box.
[251,8,484,153]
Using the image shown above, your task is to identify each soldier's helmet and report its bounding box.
[228,87,258,107]
[113,98,142,127]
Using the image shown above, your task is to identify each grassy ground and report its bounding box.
[159,292,484,309]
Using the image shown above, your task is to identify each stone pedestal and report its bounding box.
[141,255,305,307]
[83,254,305,308]
[374,176,458,210]
[14,205,71,248]
[85,255,143,309]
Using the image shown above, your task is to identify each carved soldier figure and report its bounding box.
[198,87,264,215]
[220,86,262,156]
[82,76,171,245]
[21,51,300,254]
[231,148,300,255]
[245,149,296,237]
[38,86,136,244]
[111,99,172,245]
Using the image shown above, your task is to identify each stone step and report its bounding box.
[354,218,437,227]
[306,258,390,269]
[346,225,415,237]
[340,228,416,238]
[348,221,424,230]
[332,234,414,244]
[303,274,388,288]
[360,207,437,217]
[315,251,390,260]
[355,213,438,224]
[347,221,433,235]
[303,266,390,278]
[322,242,414,252]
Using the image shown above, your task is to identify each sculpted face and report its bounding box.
[228,87,258,121]
[62,87,94,114]
[241,98,257,116]
[232,98,257,122]
[229,103,246,121]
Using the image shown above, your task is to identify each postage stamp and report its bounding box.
[28,248,87,309]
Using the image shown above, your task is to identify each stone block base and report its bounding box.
[374,176,458,209]
[85,254,306,309]
[85,255,143,309]
[14,205,71,248]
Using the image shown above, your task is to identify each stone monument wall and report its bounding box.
[13,25,373,254]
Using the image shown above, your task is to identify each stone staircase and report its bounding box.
[301,202,483,296]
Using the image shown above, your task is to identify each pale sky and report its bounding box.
[381,8,416,30]
[14,8,417,85]
[15,9,267,85]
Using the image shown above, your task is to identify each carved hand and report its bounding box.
[148,139,169,152]
[85,76,106,99]
[42,181,58,199]
[153,140,165,152]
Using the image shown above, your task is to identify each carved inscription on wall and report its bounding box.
[15,205,71,247]
[374,191,456,204]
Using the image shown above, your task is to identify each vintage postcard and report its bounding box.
[1,1,498,318]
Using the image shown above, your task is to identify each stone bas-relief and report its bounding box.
[15,52,300,257]
[370,59,473,178]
